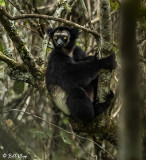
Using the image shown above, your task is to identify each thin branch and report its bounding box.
[7,109,114,160]
[0,5,100,38]
[7,0,25,14]
[17,22,41,37]
[79,0,89,20]
[0,123,38,160]
[0,51,36,85]
[86,46,100,55]
[0,7,44,80]
[0,51,28,72]
[79,141,97,159]
[79,0,94,30]
[37,4,55,10]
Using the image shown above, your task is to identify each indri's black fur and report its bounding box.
[46,26,116,123]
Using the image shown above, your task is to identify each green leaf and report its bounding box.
[25,128,52,139]
[13,81,25,94]
[0,0,5,6]
[110,0,119,10]
[62,117,69,125]
[76,41,80,46]
[139,4,146,17]
[0,42,3,52]
[46,48,51,52]
[60,131,74,145]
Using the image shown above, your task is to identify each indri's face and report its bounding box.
[53,30,70,48]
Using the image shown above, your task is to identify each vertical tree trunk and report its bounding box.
[98,0,113,102]
[119,0,142,160]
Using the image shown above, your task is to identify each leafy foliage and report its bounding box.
[0,0,5,6]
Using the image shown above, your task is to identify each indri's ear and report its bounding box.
[46,28,54,38]
[70,28,80,39]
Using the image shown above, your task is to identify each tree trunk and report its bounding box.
[119,0,142,160]
[98,0,113,102]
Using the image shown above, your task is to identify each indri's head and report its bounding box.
[46,26,79,49]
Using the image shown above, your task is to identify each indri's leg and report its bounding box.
[93,91,114,117]
[66,87,94,123]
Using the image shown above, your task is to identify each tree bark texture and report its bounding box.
[98,0,113,102]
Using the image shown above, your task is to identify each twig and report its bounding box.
[7,0,25,14]
[0,7,44,80]
[0,123,38,159]
[17,22,41,37]
[0,5,100,38]
[26,104,79,159]
[0,51,28,72]
[86,46,99,55]
[37,4,55,10]
[86,0,91,18]
[79,141,98,159]
[79,0,89,21]
[79,0,94,30]
[7,109,114,160]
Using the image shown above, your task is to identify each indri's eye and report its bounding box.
[54,36,57,40]
[63,36,67,40]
